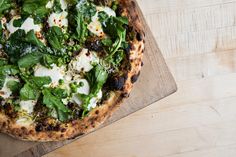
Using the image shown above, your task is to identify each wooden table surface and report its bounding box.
[45,0,236,157]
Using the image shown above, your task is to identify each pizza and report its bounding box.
[0,0,144,141]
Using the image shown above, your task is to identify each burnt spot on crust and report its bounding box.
[141,61,144,66]
[131,72,141,84]
[106,75,127,90]
[136,32,143,41]
[61,128,67,133]
[95,110,99,115]
[35,123,44,132]
[3,103,17,119]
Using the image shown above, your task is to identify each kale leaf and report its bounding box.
[102,16,128,67]
[42,88,71,121]
[18,52,43,69]
[20,76,52,100]
[46,26,65,51]
[6,80,21,93]
[0,0,12,16]
[20,83,39,100]
[22,0,50,20]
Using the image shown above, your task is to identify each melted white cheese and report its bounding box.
[96,6,116,17]
[20,18,41,33]
[88,6,116,37]
[6,16,20,34]
[87,90,102,110]
[16,117,33,126]
[88,12,104,37]
[34,64,65,87]
[70,49,99,73]
[0,76,19,99]
[6,17,41,35]
[19,100,37,114]
[47,12,68,29]
[46,0,54,8]
[71,78,90,105]
[60,0,67,10]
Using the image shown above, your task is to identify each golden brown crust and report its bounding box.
[0,0,145,141]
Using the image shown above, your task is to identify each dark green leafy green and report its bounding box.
[6,80,21,93]
[102,16,128,67]
[50,87,68,99]
[53,0,63,12]
[42,89,70,121]
[0,65,19,75]
[20,83,39,100]
[18,52,43,69]
[22,0,50,19]
[0,58,8,66]
[13,18,24,27]
[20,76,52,100]
[25,30,44,48]
[46,26,65,51]
[0,0,12,16]
[76,1,96,22]
[4,30,30,62]
[0,65,19,88]
[80,64,108,116]
[73,14,88,43]
[69,0,96,43]
[4,29,44,63]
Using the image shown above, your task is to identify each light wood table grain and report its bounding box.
[45,0,236,157]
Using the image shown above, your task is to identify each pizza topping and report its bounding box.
[0,76,19,99]
[0,0,132,124]
[46,1,54,9]
[87,6,116,37]
[69,48,99,73]
[48,12,68,30]
[19,100,37,114]
[34,64,65,87]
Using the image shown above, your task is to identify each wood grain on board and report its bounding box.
[46,0,236,157]
[0,0,177,156]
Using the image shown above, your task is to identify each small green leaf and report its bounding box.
[25,30,44,48]
[0,0,12,16]
[18,52,43,69]
[20,83,39,100]
[6,80,21,93]
[22,0,50,18]
[46,26,65,50]
[42,89,70,121]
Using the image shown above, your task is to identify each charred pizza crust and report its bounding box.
[0,0,145,141]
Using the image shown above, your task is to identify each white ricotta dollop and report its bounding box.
[19,100,37,114]
[6,17,41,34]
[71,78,90,105]
[46,0,54,8]
[60,0,68,10]
[20,17,41,33]
[0,76,19,99]
[87,12,104,37]
[96,6,116,17]
[87,89,103,110]
[34,64,65,87]
[69,48,99,73]
[87,6,116,37]
[47,12,68,29]
[6,16,20,34]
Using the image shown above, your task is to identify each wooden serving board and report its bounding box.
[0,1,177,157]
